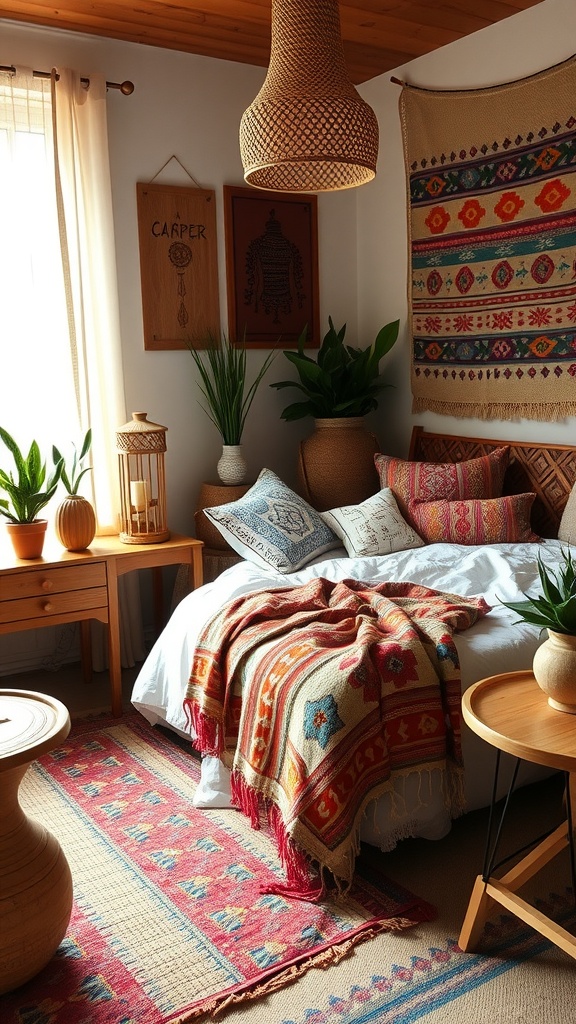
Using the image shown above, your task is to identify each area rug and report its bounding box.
[400,53,576,422]
[2,713,434,1024]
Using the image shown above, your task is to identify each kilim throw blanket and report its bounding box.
[400,54,576,420]
[184,577,489,899]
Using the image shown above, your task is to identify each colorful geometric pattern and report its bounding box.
[3,714,434,1024]
[400,55,576,420]
[184,578,489,895]
[410,492,539,545]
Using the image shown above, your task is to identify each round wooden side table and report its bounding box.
[0,689,73,994]
[458,669,576,959]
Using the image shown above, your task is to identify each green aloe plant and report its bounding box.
[499,547,576,635]
[270,317,400,421]
[52,429,92,495]
[0,427,63,524]
[188,333,276,445]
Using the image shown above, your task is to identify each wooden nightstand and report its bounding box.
[0,533,203,717]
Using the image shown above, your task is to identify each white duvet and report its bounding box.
[132,539,560,850]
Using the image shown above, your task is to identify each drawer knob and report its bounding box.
[42,601,54,612]
[41,579,54,592]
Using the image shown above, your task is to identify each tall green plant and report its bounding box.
[0,427,63,524]
[270,317,400,420]
[188,334,275,445]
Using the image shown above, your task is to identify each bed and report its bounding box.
[132,427,576,893]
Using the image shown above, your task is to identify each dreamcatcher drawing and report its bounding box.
[169,241,193,328]
[244,209,305,324]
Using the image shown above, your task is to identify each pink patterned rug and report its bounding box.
[2,713,434,1023]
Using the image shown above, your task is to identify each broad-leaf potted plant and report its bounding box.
[188,332,275,485]
[270,316,400,509]
[52,429,96,551]
[500,547,576,713]
[0,427,63,558]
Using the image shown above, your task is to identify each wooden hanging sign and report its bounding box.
[136,182,220,350]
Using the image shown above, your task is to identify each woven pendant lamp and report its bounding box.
[239,0,379,192]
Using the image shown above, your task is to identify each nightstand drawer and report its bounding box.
[0,586,108,625]
[0,563,106,601]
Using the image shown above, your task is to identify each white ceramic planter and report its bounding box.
[532,629,576,713]
[217,445,248,486]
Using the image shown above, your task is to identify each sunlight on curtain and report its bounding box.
[0,68,78,452]
[0,66,145,671]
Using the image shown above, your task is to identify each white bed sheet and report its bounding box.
[132,540,561,850]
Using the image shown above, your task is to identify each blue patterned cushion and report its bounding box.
[202,469,341,572]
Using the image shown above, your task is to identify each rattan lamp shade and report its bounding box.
[239,0,379,192]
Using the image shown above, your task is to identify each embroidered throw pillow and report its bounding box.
[374,446,510,526]
[410,493,539,545]
[321,488,425,557]
[202,468,340,572]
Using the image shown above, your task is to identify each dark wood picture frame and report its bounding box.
[136,182,220,350]
[223,184,320,348]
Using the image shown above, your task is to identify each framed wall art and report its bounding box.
[223,184,319,348]
[136,182,220,350]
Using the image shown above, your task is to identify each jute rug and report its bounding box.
[400,53,576,422]
[2,713,434,1024]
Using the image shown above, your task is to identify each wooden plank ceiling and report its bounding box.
[0,1,544,84]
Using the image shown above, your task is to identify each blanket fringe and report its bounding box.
[231,771,325,901]
[183,698,221,757]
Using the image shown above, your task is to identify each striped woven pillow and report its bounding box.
[410,493,539,545]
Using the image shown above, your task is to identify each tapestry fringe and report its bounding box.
[412,397,576,422]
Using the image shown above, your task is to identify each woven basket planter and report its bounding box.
[297,417,381,511]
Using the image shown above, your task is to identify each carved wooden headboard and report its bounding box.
[409,426,576,539]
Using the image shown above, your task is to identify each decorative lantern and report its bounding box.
[117,412,170,544]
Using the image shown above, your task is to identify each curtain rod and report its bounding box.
[0,64,134,94]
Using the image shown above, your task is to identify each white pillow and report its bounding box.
[321,487,425,557]
[202,468,340,572]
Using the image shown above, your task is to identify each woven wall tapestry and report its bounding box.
[400,55,576,421]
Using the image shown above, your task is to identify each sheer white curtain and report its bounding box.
[51,67,145,670]
[0,66,145,670]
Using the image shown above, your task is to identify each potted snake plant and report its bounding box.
[0,427,63,558]
[52,429,96,551]
[270,316,400,509]
[500,547,576,713]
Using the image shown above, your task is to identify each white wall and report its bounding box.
[358,0,576,457]
[1,19,359,535]
[3,0,575,537]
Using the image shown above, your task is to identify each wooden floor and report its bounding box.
[0,660,140,718]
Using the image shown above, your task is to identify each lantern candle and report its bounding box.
[130,480,147,513]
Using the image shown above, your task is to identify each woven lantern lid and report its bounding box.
[116,412,168,453]
[239,0,379,192]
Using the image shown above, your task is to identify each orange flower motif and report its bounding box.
[458,199,485,229]
[425,205,450,235]
[494,191,525,223]
[535,178,571,213]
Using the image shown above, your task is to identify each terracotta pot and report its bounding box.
[532,629,576,713]
[5,519,48,559]
[54,494,96,551]
[297,417,381,511]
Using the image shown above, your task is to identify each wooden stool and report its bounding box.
[0,689,72,994]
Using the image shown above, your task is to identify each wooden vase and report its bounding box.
[5,519,48,559]
[55,494,96,551]
[532,629,576,713]
[297,417,381,511]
